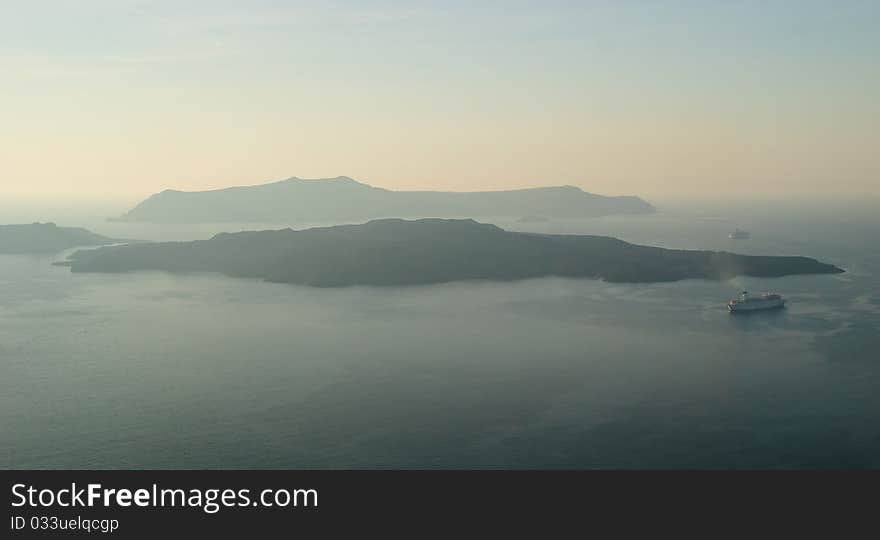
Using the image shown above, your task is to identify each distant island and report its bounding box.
[516,215,550,223]
[65,218,843,286]
[112,176,655,223]
[0,223,121,255]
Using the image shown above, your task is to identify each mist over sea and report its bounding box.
[2,199,878,468]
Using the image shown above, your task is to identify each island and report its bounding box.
[112,176,655,223]
[516,215,550,223]
[64,218,844,286]
[0,223,122,255]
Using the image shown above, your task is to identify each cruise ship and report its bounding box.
[728,291,785,312]
[729,228,751,239]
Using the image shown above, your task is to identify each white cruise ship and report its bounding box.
[728,291,785,312]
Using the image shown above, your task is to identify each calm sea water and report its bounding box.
[2,200,878,468]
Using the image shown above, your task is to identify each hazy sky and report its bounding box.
[2,0,878,201]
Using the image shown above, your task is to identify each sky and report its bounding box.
[1,0,878,202]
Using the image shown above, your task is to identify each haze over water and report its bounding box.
[2,199,878,468]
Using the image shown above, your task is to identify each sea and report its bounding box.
[2,198,878,468]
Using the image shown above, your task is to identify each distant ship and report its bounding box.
[728,291,785,312]
[729,228,750,239]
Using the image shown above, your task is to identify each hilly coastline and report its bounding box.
[114,177,655,223]
[66,218,843,287]
[0,223,121,254]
